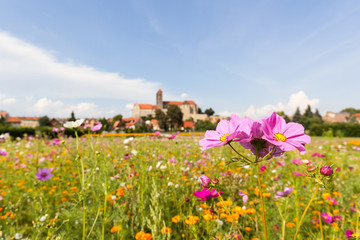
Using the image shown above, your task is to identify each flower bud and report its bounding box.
[211,178,219,184]
[320,165,333,176]
[307,166,316,172]
[200,175,211,187]
[185,198,190,202]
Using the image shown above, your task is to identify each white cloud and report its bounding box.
[180,93,188,99]
[30,97,103,117]
[0,93,16,106]
[0,31,160,103]
[220,91,319,120]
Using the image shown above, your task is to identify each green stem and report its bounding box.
[293,184,319,240]
[75,130,86,240]
[227,142,252,164]
[256,165,268,240]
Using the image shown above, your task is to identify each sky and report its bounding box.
[1,0,360,120]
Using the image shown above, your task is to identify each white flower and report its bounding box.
[168,181,174,186]
[174,184,179,188]
[215,219,223,226]
[131,150,138,156]
[148,166,153,171]
[14,233,22,239]
[39,215,47,222]
[301,159,310,164]
[120,182,126,187]
[123,137,134,144]
[111,195,117,200]
[63,119,84,129]
[156,161,162,168]
[160,165,167,170]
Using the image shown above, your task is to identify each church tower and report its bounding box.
[156,89,163,109]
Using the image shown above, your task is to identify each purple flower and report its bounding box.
[328,197,338,205]
[262,112,311,155]
[199,175,211,187]
[91,122,102,131]
[167,134,177,140]
[238,190,248,203]
[275,187,294,198]
[193,188,222,201]
[35,167,53,181]
[320,165,333,176]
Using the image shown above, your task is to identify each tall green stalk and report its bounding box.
[293,184,319,240]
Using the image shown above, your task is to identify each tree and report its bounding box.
[276,111,290,123]
[38,115,52,127]
[304,105,313,118]
[68,111,76,121]
[112,114,124,128]
[198,108,203,114]
[205,108,215,117]
[341,107,360,115]
[155,109,168,131]
[314,109,324,123]
[292,107,302,122]
[195,120,216,131]
[167,105,183,130]
[0,116,9,127]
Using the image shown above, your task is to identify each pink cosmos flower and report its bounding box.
[312,152,325,158]
[236,120,284,158]
[35,167,53,181]
[346,230,356,239]
[193,188,222,201]
[321,213,342,224]
[262,112,311,155]
[292,171,306,177]
[91,122,103,131]
[238,190,248,203]
[199,114,250,151]
[154,131,161,136]
[328,197,338,205]
[260,165,266,172]
[292,158,303,165]
[199,175,211,187]
[275,187,294,198]
[0,149,8,156]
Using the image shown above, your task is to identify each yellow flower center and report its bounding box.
[219,133,229,142]
[274,133,287,142]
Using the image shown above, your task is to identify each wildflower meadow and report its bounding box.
[0,113,360,239]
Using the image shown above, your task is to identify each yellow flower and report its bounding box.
[185,216,199,225]
[203,214,212,221]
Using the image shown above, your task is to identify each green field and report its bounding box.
[0,135,359,239]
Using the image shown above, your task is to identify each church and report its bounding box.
[131,89,208,121]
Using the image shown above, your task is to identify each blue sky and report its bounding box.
[0,0,360,119]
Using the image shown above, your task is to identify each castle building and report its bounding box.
[132,89,208,121]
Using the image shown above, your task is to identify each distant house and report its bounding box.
[323,112,349,123]
[132,89,208,122]
[122,117,142,129]
[183,121,195,130]
[0,111,9,120]
[355,113,360,123]
[149,119,160,131]
[7,117,22,127]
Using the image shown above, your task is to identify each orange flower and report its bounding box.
[135,231,152,240]
[185,216,199,225]
[245,227,252,231]
[246,208,256,214]
[161,227,172,234]
[116,188,124,196]
[286,222,296,228]
[203,214,213,221]
[172,215,180,223]
[111,225,121,233]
